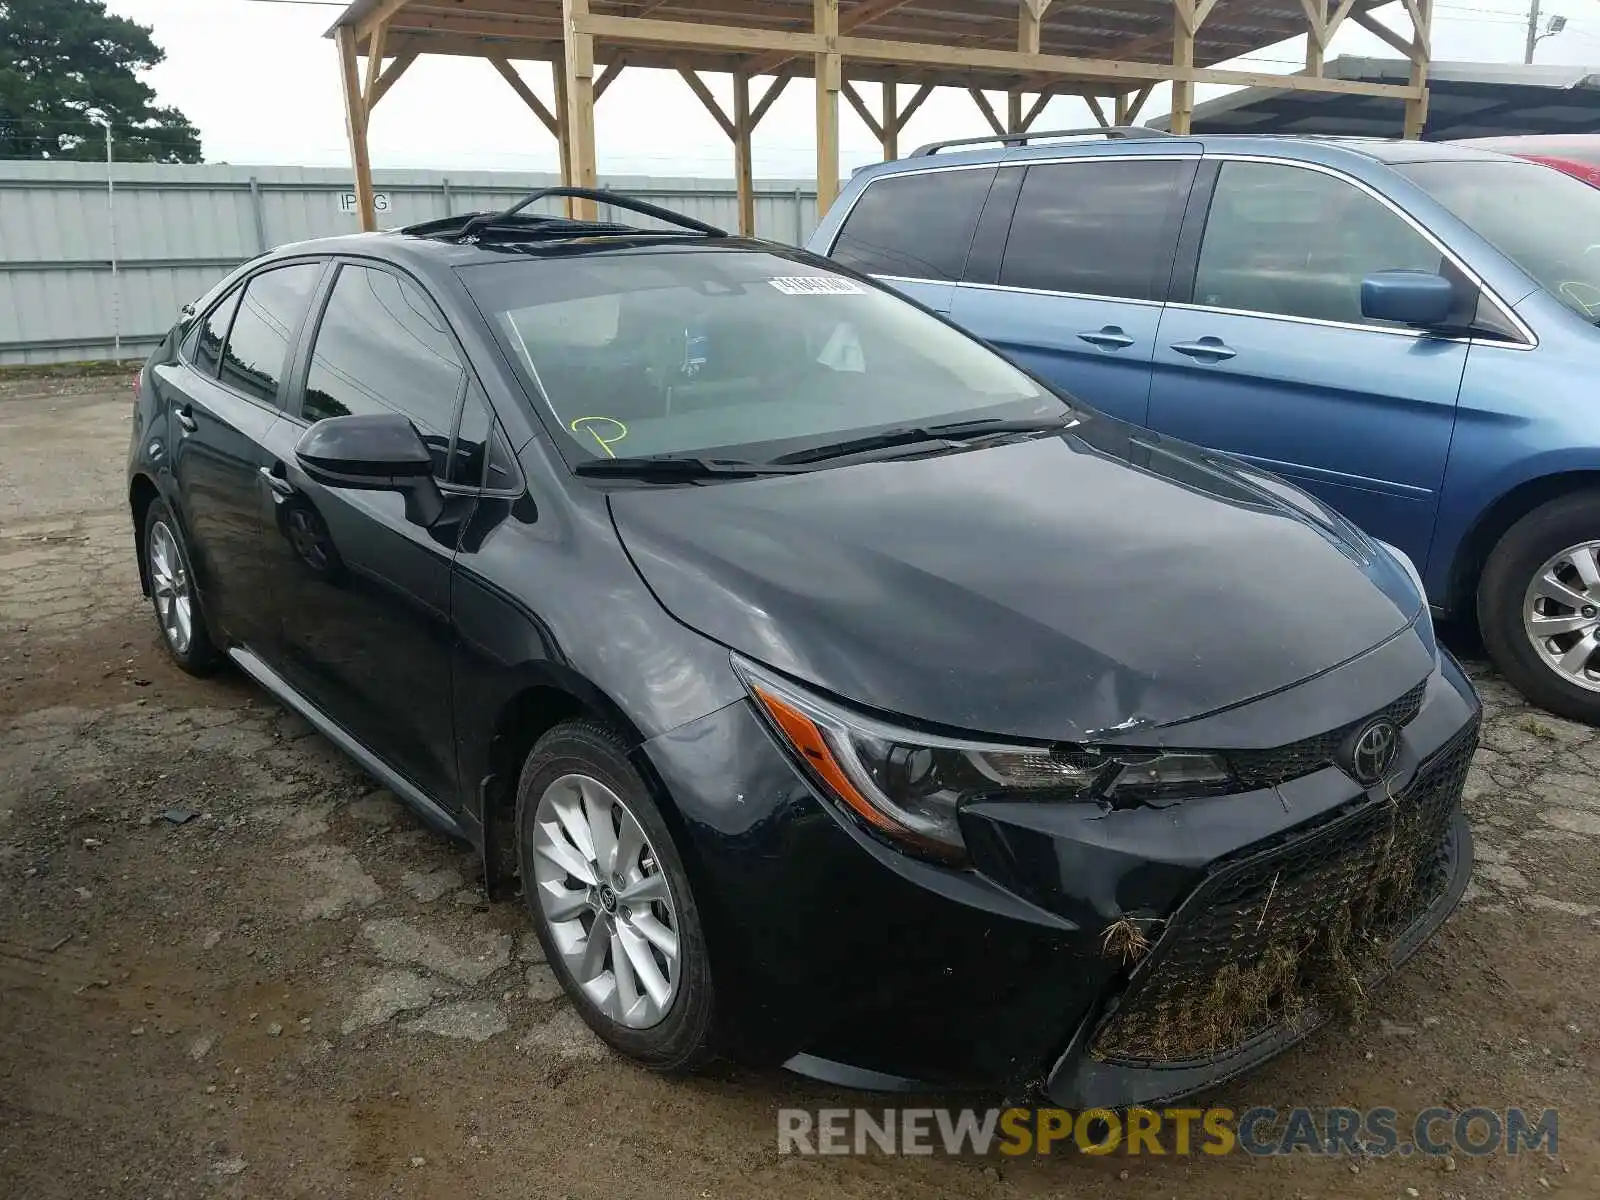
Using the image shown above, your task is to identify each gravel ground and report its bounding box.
[1,381,1596,1199]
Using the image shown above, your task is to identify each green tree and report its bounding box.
[0,0,201,163]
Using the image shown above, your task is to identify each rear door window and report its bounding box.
[218,263,322,406]
[1000,159,1192,300]
[830,167,994,282]
[192,287,242,378]
[1194,161,1444,326]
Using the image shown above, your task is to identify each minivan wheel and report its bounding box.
[143,499,220,676]
[1479,491,1600,725]
[514,719,716,1070]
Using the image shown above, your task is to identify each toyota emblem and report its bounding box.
[1344,718,1400,786]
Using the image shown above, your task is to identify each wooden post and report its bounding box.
[1304,0,1329,75]
[336,24,377,232]
[553,57,572,188]
[733,72,755,236]
[1170,0,1195,135]
[562,0,598,217]
[1012,0,1048,133]
[882,80,899,160]
[1403,0,1433,138]
[815,0,841,218]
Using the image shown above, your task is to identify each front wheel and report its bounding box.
[1479,491,1600,724]
[514,719,716,1070]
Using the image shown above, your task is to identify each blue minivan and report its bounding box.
[810,131,1600,723]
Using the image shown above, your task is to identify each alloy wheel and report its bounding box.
[531,772,680,1028]
[148,520,193,656]
[1522,538,1600,693]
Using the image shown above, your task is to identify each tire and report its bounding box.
[1478,490,1600,724]
[515,719,716,1071]
[142,498,221,676]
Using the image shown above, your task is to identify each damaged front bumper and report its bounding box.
[640,642,1480,1106]
[1047,725,1476,1108]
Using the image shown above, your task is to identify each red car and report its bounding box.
[1456,134,1600,187]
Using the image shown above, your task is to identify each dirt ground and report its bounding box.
[1,380,1596,1200]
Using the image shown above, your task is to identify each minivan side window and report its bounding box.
[219,263,322,406]
[999,160,1191,301]
[303,264,467,477]
[830,168,994,282]
[1194,161,1444,327]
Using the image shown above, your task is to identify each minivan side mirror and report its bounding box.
[1360,270,1456,327]
[295,413,443,525]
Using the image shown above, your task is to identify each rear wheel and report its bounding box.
[143,499,220,676]
[514,719,716,1070]
[1479,491,1600,724]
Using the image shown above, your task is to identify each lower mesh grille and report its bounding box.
[1091,719,1477,1067]
[1228,678,1430,789]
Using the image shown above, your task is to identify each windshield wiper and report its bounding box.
[771,416,1073,466]
[573,455,812,480]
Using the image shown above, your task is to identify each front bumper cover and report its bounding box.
[641,646,1480,1104]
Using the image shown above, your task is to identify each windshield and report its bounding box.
[461,250,1059,463]
[1399,158,1600,321]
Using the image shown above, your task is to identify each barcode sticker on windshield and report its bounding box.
[768,276,867,296]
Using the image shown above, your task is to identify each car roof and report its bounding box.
[852,130,1507,187]
[259,228,798,274]
[1456,133,1600,164]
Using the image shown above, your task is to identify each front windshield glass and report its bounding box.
[1399,158,1600,322]
[461,250,1060,462]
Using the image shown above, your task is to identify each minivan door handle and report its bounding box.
[1077,326,1136,350]
[175,403,198,433]
[1169,337,1237,362]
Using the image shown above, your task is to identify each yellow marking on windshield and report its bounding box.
[569,416,628,458]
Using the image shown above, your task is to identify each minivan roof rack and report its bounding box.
[909,126,1174,157]
[402,186,727,244]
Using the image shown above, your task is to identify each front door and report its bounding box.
[261,260,477,809]
[1146,159,1469,568]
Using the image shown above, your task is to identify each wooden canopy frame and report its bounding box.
[326,0,1433,232]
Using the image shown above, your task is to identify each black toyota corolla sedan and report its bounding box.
[127,189,1478,1107]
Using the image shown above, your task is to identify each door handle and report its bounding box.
[1170,337,1237,362]
[175,404,198,433]
[1077,326,1136,350]
[259,463,295,498]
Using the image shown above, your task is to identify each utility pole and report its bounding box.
[105,119,119,362]
[1525,0,1542,62]
[88,111,120,361]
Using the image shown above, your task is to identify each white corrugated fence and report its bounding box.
[0,161,820,365]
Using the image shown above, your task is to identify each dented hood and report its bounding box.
[607,417,1426,742]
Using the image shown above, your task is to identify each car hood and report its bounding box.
[607,415,1425,743]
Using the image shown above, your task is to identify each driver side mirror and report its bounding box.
[295,413,443,526]
[1360,270,1456,327]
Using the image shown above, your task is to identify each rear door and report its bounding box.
[1146,159,1470,568]
[156,260,325,647]
[259,260,478,809]
[948,154,1197,426]
[824,164,995,313]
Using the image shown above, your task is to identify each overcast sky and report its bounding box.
[109,0,1600,178]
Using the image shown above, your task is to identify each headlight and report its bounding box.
[734,657,1232,864]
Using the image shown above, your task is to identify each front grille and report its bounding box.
[1229,678,1430,789]
[1091,719,1476,1067]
